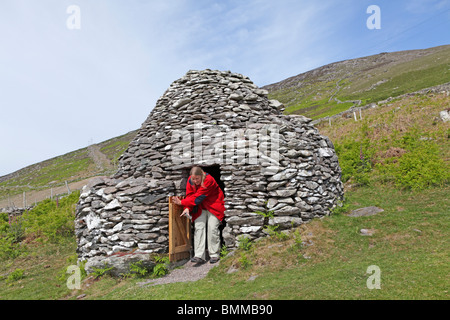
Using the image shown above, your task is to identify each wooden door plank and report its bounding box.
[169,196,191,262]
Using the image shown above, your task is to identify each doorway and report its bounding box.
[179,164,227,259]
[202,164,225,197]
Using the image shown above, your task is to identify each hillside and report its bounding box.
[0,130,137,208]
[263,44,450,119]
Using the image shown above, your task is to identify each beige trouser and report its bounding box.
[194,209,221,260]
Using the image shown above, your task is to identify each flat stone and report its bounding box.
[360,228,375,236]
[119,185,148,196]
[84,253,156,277]
[349,206,384,217]
[136,193,167,205]
[104,199,122,210]
[318,148,333,158]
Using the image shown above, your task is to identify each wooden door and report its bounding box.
[168,196,192,262]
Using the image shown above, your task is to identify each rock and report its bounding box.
[439,110,450,122]
[274,206,300,216]
[84,253,156,277]
[240,226,262,233]
[298,170,314,177]
[136,193,167,205]
[267,169,296,181]
[267,181,288,191]
[119,185,148,196]
[85,213,101,230]
[271,188,297,197]
[173,98,192,108]
[229,93,243,101]
[269,216,302,228]
[268,100,283,108]
[360,228,375,236]
[227,266,239,274]
[349,206,384,217]
[104,199,121,210]
[318,148,334,158]
[247,275,259,281]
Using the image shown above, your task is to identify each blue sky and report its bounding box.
[0,0,449,176]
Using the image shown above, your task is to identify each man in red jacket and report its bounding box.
[173,166,225,264]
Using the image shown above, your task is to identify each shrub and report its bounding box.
[334,139,373,185]
[237,236,252,251]
[391,140,449,190]
[376,128,449,190]
[23,191,79,242]
[7,268,25,283]
[238,252,252,269]
[0,236,27,260]
[91,263,114,279]
[129,261,150,278]
[152,256,170,277]
[8,215,25,243]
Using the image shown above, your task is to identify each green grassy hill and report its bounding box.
[264,44,450,119]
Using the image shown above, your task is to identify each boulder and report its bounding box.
[84,253,156,277]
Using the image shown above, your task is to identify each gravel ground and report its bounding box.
[138,259,219,287]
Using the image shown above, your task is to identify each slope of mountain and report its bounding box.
[263,44,450,119]
[0,130,137,206]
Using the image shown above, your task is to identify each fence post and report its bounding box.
[66,181,71,195]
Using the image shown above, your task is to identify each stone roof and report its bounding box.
[115,69,291,179]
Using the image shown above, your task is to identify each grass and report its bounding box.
[0,239,77,299]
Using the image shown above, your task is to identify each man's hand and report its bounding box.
[180,208,190,218]
[172,196,182,205]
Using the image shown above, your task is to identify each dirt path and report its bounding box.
[0,178,92,209]
[137,260,219,287]
[88,144,113,171]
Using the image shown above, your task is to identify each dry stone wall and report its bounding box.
[75,69,343,261]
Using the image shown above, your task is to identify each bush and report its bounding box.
[374,127,449,190]
[389,140,449,190]
[334,139,373,185]
[0,236,27,260]
[7,268,25,283]
[152,256,170,277]
[23,191,80,242]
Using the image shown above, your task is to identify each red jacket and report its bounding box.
[180,173,225,222]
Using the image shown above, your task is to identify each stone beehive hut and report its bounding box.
[75,69,343,261]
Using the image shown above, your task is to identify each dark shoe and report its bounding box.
[210,257,220,264]
[190,257,205,264]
